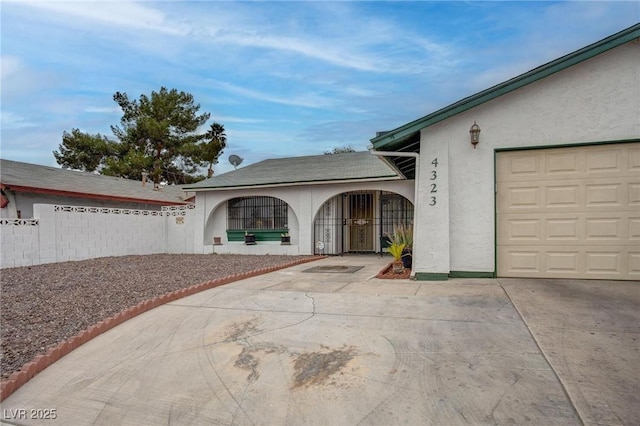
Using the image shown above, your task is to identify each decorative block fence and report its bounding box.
[0,204,196,269]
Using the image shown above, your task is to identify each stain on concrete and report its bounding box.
[291,345,357,389]
[225,318,259,342]
[234,343,287,382]
[234,346,260,382]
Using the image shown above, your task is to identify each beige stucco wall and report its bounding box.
[414,39,640,276]
[192,180,414,255]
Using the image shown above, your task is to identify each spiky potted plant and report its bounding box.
[281,232,291,245]
[385,224,413,269]
[388,243,406,274]
[244,231,256,245]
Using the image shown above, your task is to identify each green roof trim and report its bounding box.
[371,23,640,150]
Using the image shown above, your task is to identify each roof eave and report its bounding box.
[2,184,190,206]
[371,23,640,150]
[185,175,405,192]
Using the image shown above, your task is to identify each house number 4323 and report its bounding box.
[429,158,438,206]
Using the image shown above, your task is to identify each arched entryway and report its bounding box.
[313,190,413,255]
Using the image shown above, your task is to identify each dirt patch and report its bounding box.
[375,262,411,280]
[291,345,357,389]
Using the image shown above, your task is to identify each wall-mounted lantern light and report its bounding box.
[469,121,481,149]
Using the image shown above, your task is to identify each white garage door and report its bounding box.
[497,142,640,280]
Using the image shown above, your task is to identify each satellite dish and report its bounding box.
[229,155,244,169]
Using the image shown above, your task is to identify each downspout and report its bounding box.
[367,148,420,279]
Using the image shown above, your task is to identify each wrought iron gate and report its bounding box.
[313,191,413,255]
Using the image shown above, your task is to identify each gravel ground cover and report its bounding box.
[0,254,313,379]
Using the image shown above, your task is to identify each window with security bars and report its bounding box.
[227,196,288,230]
[380,192,414,240]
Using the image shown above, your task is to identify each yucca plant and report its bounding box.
[388,242,406,274]
[386,224,413,249]
[388,242,406,261]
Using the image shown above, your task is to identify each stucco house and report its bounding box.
[0,159,194,219]
[371,23,639,281]
[187,24,639,282]
[185,151,415,256]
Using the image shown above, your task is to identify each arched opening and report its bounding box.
[204,195,299,246]
[312,190,413,255]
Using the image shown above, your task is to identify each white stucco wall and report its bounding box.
[192,180,415,255]
[413,39,640,276]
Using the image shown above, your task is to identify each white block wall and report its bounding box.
[0,204,196,268]
[0,219,40,268]
[164,205,196,254]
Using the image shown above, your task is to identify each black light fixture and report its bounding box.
[469,121,481,149]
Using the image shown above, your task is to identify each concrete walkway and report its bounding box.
[2,256,638,425]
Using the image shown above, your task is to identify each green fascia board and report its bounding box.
[494,138,640,153]
[227,229,288,242]
[415,271,497,280]
[448,271,496,279]
[414,273,449,281]
[371,23,640,150]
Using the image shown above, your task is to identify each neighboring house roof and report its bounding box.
[0,159,193,206]
[370,23,640,176]
[184,151,403,191]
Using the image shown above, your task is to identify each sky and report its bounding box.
[1,1,638,176]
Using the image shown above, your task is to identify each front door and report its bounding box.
[348,193,374,252]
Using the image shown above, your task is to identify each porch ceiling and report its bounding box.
[381,133,420,180]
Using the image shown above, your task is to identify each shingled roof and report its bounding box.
[0,159,193,205]
[184,151,403,190]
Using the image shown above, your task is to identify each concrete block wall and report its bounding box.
[0,219,40,268]
[164,205,196,254]
[0,204,196,268]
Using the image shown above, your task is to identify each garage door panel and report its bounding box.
[500,218,542,242]
[499,212,633,246]
[585,147,625,174]
[629,253,640,277]
[585,251,622,275]
[502,249,541,273]
[546,151,581,175]
[497,142,639,280]
[629,183,640,206]
[585,217,624,241]
[546,184,580,208]
[630,218,640,241]
[585,183,622,208]
[628,147,640,172]
[546,251,580,274]
[497,154,543,182]
[546,217,580,241]
[498,246,633,279]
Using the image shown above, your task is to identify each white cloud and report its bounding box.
[1,56,22,80]
[209,79,336,109]
[17,0,189,35]
[187,2,454,75]
[84,106,120,114]
[210,115,265,124]
[1,111,39,130]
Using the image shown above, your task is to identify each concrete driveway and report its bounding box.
[2,256,638,425]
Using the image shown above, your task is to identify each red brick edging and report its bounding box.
[0,256,326,401]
